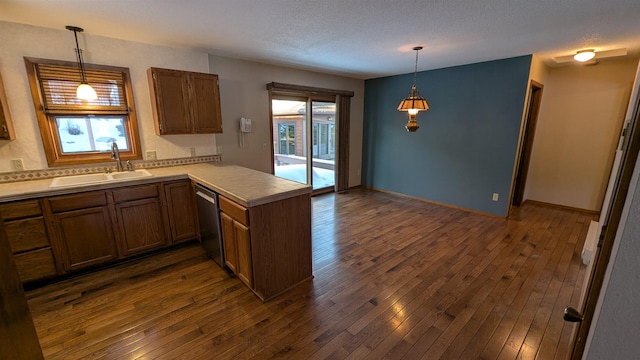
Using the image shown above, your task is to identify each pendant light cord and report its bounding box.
[414,48,419,87]
[69,27,88,84]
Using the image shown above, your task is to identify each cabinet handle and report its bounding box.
[2,124,7,134]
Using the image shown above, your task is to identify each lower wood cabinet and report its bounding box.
[113,184,167,256]
[219,193,312,302]
[0,179,200,284]
[0,199,57,282]
[163,180,198,243]
[0,217,44,360]
[47,191,118,272]
[0,176,312,301]
[220,208,253,287]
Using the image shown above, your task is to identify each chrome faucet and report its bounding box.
[110,142,123,172]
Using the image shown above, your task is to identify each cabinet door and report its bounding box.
[4,217,49,253]
[0,71,15,140]
[220,211,237,273]
[191,73,222,133]
[13,248,57,283]
[164,180,198,243]
[235,221,253,287]
[115,198,166,256]
[1,200,57,282]
[149,68,190,134]
[54,207,118,271]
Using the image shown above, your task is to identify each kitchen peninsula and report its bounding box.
[0,163,312,302]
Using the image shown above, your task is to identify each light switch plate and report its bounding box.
[146,151,157,160]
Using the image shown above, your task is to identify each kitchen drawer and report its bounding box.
[14,247,57,282]
[4,217,50,253]
[219,196,248,226]
[0,200,42,220]
[112,183,160,203]
[48,191,108,213]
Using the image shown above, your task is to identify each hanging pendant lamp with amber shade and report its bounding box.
[397,46,429,132]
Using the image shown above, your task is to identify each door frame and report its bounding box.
[512,80,544,207]
[266,82,354,193]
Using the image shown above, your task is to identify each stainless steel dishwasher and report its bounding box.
[194,184,224,268]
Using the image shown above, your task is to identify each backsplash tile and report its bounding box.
[0,155,221,184]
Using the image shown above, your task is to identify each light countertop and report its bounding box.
[0,163,312,207]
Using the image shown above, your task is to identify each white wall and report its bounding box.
[208,55,364,187]
[0,21,365,187]
[525,58,639,211]
[0,21,216,173]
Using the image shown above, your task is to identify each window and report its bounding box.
[278,123,296,155]
[24,57,142,167]
[267,82,353,192]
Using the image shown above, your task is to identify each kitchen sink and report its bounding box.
[110,169,153,180]
[50,169,153,188]
[49,173,110,187]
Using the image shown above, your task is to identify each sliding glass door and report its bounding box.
[271,98,336,191]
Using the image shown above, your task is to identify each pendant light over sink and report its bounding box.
[66,25,97,100]
[397,46,429,132]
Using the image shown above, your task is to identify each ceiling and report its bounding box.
[1,0,640,79]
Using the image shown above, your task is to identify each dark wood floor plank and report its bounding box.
[497,212,581,360]
[25,189,596,359]
[476,207,569,359]
[457,206,562,359]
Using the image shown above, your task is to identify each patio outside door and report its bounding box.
[271,98,336,191]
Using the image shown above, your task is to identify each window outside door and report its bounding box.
[271,98,336,190]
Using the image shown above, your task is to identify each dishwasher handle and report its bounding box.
[196,190,216,204]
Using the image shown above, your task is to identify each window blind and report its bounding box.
[35,63,129,114]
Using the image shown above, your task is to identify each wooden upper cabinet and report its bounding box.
[0,71,16,140]
[148,67,222,135]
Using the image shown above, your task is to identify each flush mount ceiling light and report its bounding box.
[574,49,596,62]
[66,25,97,100]
[397,46,429,132]
[553,48,628,64]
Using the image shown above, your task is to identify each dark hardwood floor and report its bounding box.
[26,189,595,359]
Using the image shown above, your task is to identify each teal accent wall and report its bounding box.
[362,55,532,216]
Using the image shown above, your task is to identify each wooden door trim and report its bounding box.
[512,80,544,207]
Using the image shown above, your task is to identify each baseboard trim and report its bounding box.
[521,199,600,215]
[362,186,505,219]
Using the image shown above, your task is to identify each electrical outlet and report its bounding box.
[146,151,157,160]
[190,147,196,157]
[217,145,223,154]
[11,159,24,171]
[262,143,269,151]
[492,193,499,201]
